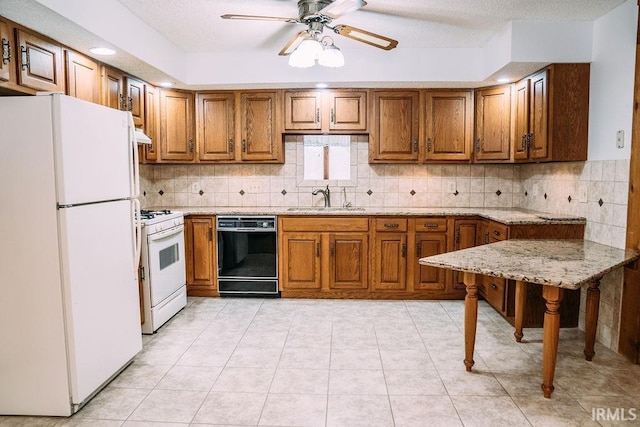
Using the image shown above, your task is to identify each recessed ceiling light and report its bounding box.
[315,83,328,88]
[159,82,174,88]
[497,77,510,83]
[89,47,116,56]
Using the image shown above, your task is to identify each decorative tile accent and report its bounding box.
[158,190,164,196]
[495,190,502,196]
[568,195,572,203]
[453,190,459,196]
[544,193,547,199]
[524,191,528,197]
[367,189,373,196]
[143,191,146,197]
[281,189,287,196]
[239,190,245,196]
[599,198,604,207]
[199,190,204,196]
[410,190,416,196]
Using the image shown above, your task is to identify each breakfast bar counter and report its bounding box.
[419,239,640,398]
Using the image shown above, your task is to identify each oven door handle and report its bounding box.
[148,224,184,242]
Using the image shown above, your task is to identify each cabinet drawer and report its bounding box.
[280,216,369,232]
[415,218,447,232]
[488,222,509,241]
[479,277,506,312]
[374,218,407,232]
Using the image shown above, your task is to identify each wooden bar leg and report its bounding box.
[514,280,527,342]
[463,272,479,372]
[541,285,564,399]
[584,279,601,361]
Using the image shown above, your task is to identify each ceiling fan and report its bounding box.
[221,0,398,56]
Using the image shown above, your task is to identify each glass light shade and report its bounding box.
[288,38,322,68]
[318,45,345,68]
[288,48,315,68]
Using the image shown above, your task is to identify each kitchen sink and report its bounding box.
[287,207,366,212]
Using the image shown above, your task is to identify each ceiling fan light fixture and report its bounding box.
[288,36,323,68]
[318,37,344,68]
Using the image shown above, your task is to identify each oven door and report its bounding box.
[146,224,186,307]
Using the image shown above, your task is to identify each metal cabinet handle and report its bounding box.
[228,139,234,152]
[316,108,320,123]
[521,134,527,150]
[189,139,194,153]
[330,242,335,257]
[330,108,335,123]
[401,244,407,258]
[423,223,438,229]
[484,232,489,244]
[426,138,432,152]
[490,283,498,290]
[416,243,421,257]
[207,227,213,241]
[412,139,418,152]
[493,230,501,236]
[475,138,481,153]
[119,94,126,110]
[20,45,28,70]
[528,133,534,148]
[128,96,133,112]
[316,243,320,257]
[384,223,399,229]
[455,228,460,244]
[2,38,10,65]
[242,139,246,152]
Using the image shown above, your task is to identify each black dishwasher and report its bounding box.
[216,216,278,296]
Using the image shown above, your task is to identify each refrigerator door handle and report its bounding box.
[132,198,142,270]
[127,112,140,198]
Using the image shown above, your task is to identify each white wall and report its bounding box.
[588,0,638,161]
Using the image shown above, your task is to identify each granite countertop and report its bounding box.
[419,239,640,289]
[156,206,586,226]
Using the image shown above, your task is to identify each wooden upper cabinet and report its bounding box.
[196,92,236,161]
[284,90,322,131]
[512,64,589,162]
[240,91,282,162]
[143,84,160,162]
[101,66,125,110]
[424,90,473,162]
[370,90,420,162]
[475,85,511,162]
[160,89,195,162]
[15,29,64,92]
[284,89,367,132]
[125,77,145,128]
[65,50,100,104]
[0,18,15,83]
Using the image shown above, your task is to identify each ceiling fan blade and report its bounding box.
[319,0,367,19]
[221,14,300,24]
[332,24,398,50]
[279,30,309,56]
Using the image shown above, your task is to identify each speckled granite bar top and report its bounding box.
[158,206,585,225]
[419,240,640,289]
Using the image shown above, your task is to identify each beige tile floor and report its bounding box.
[2,297,640,426]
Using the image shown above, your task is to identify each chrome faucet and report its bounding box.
[312,185,331,207]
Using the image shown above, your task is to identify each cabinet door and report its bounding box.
[143,84,160,162]
[185,216,216,289]
[0,19,13,83]
[329,232,369,290]
[328,90,367,131]
[512,79,530,161]
[452,219,479,290]
[280,232,322,290]
[529,70,549,160]
[240,91,282,162]
[373,232,407,290]
[414,233,447,290]
[370,91,420,162]
[126,77,145,128]
[101,66,125,110]
[160,89,195,161]
[197,92,236,161]
[284,90,322,130]
[16,29,64,92]
[65,50,100,104]
[475,85,511,162]
[424,90,473,161]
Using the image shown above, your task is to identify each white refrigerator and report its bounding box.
[0,94,143,416]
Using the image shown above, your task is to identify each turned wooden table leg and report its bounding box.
[514,280,527,342]
[463,272,479,372]
[584,279,601,361]
[541,285,564,398]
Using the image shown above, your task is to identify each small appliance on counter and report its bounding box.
[139,209,187,334]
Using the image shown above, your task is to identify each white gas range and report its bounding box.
[139,209,187,334]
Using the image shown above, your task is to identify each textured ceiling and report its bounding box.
[116,0,626,53]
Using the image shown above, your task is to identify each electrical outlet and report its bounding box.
[247,182,262,192]
[616,130,624,149]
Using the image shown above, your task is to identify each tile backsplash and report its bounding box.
[140,136,630,352]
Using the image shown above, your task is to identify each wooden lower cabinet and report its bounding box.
[280,232,322,290]
[184,215,218,297]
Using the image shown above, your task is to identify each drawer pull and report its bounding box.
[316,108,320,122]
[416,243,421,257]
[493,230,501,236]
[316,243,320,257]
[490,283,498,290]
[423,223,439,228]
[401,244,407,257]
[384,223,399,229]
[229,139,234,152]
